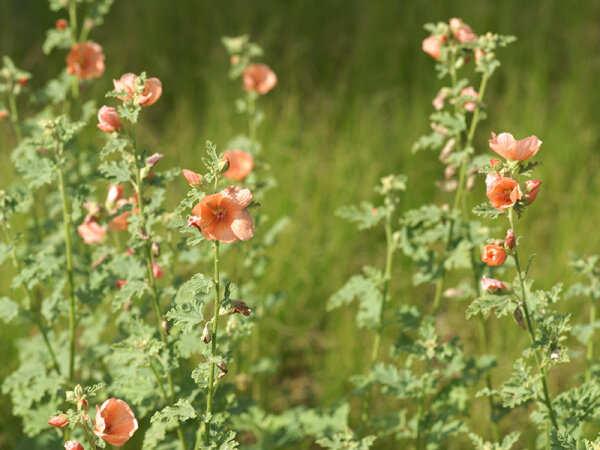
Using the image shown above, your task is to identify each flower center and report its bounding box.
[214,207,227,221]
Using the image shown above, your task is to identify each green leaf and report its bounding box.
[336,202,384,230]
[99,160,132,185]
[151,399,197,424]
[466,293,514,319]
[0,297,18,323]
[166,299,204,334]
[472,203,504,219]
[328,272,382,329]
[112,280,149,311]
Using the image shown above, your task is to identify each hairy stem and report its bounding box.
[508,208,559,429]
[203,241,221,445]
[7,89,22,142]
[131,125,186,449]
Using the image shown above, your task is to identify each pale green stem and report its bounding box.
[415,360,431,450]
[248,94,256,153]
[57,144,77,382]
[2,223,61,375]
[586,280,598,382]
[148,356,168,401]
[508,208,559,429]
[82,425,97,450]
[360,199,394,425]
[131,125,187,449]
[69,1,80,102]
[202,241,221,446]
[7,89,22,142]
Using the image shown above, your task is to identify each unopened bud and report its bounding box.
[48,414,69,428]
[217,158,230,175]
[56,19,68,30]
[513,307,526,331]
[151,241,161,258]
[230,55,240,65]
[0,109,8,121]
[202,322,212,343]
[444,164,456,180]
[139,227,150,240]
[65,441,84,450]
[550,350,561,363]
[78,398,89,412]
[17,76,28,86]
[182,169,203,186]
[152,262,163,280]
[490,158,501,169]
[146,153,164,168]
[505,229,516,249]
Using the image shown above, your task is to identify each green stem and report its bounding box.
[415,361,430,450]
[57,151,77,382]
[148,356,169,401]
[69,0,78,43]
[508,208,559,429]
[586,283,598,382]
[360,199,395,424]
[131,126,187,449]
[82,425,97,450]
[1,224,61,375]
[248,94,256,153]
[7,90,22,142]
[203,241,221,445]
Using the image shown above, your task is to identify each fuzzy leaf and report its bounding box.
[336,202,384,230]
[166,299,204,334]
[0,297,18,323]
[151,399,197,424]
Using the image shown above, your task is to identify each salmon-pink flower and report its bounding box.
[490,158,501,169]
[481,276,507,290]
[449,18,478,43]
[485,172,501,190]
[78,220,106,244]
[56,19,68,30]
[223,150,254,181]
[475,48,484,63]
[505,229,516,249]
[488,132,542,161]
[190,186,254,243]
[243,64,277,94]
[108,197,138,231]
[433,90,446,111]
[182,169,203,186]
[66,42,105,79]
[48,414,69,428]
[460,86,478,112]
[93,398,138,447]
[422,35,443,60]
[113,73,162,106]
[106,185,124,205]
[486,176,521,210]
[482,244,507,266]
[523,180,542,205]
[64,441,84,450]
[152,263,163,279]
[97,106,122,133]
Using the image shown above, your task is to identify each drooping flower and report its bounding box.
[481,244,507,266]
[66,42,105,79]
[64,441,84,450]
[223,150,254,181]
[48,414,69,428]
[93,398,138,447]
[97,106,122,133]
[113,73,163,106]
[422,35,443,60]
[488,132,542,161]
[449,18,478,43]
[523,180,542,205]
[182,169,203,186]
[505,228,516,249]
[460,86,478,112]
[108,197,138,231]
[486,176,521,210]
[481,276,507,290]
[78,220,106,244]
[243,64,277,94]
[231,299,252,316]
[189,186,254,243]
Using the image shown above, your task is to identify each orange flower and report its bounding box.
[524,180,542,205]
[66,42,105,79]
[480,276,507,290]
[189,186,254,243]
[243,64,277,94]
[97,106,122,133]
[78,220,106,244]
[64,441,84,450]
[182,169,203,186]
[113,73,163,106]
[106,184,124,206]
[488,132,542,161]
[449,18,478,43]
[93,398,138,447]
[223,150,254,181]
[108,197,138,231]
[486,176,521,210]
[422,35,443,60]
[482,244,507,266]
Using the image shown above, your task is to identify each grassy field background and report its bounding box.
[1,0,600,447]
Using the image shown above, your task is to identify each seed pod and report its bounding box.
[216,360,228,380]
[514,307,526,331]
[151,241,160,258]
[161,315,170,336]
[202,322,212,344]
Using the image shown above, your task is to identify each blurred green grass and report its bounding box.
[1,0,600,447]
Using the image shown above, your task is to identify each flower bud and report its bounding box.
[161,315,170,336]
[56,19,68,30]
[475,48,484,63]
[151,241,160,258]
[216,360,228,380]
[513,307,526,330]
[505,229,516,249]
[182,169,203,186]
[0,109,8,120]
[146,153,164,168]
[523,180,542,205]
[48,414,69,428]
[18,76,28,86]
[78,398,89,412]
[220,299,252,316]
[480,276,507,291]
[152,262,163,279]
[490,158,501,169]
[97,106,122,133]
[64,441,84,450]
[217,158,230,175]
[230,55,240,65]
[202,322,212,344]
